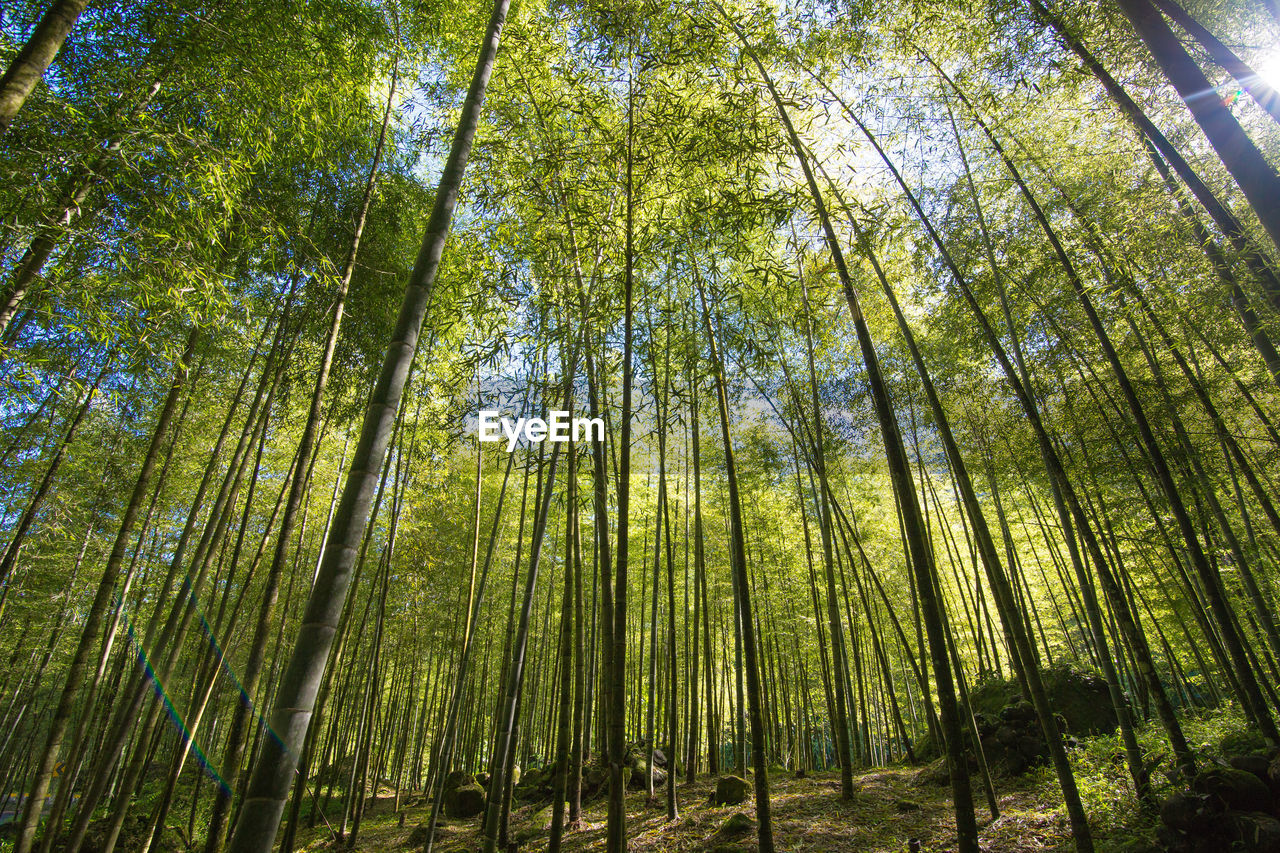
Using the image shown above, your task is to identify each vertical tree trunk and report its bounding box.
[696,280,776,853]
[569,483,586,824]
[481,361,573,853]
[550,432,578,852]
[798,279,857,799]
[203,65,396,853]
[605,50,637,853]
[659,319,679,822]
[692,369,717,778]
[226,1,509,846]
[727,20,978,849]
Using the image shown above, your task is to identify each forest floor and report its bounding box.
[291,763,1147,853]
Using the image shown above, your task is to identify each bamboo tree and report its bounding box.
[226,2,510,846]
[0,358,109,585]
[549,428,578,852]
[482,344,575,853]
[1115,0,1280,256]
[724,19,979,850]
[1147,0,1280,125]
[204,65,397,853]
[605,40,638,853]
[938,65,1275,746]
[13,327,199,853]
[0,0,90,135]
[696,276,776,853]
[1030,0,1280,322]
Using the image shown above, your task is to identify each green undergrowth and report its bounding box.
[289,707,1263,853]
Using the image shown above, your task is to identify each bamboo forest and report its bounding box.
[5,0,1280,851]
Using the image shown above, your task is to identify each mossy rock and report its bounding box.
[711,775,746,804]
[581,763,609,799]
[999,700,1037,725]
[968,662,1116,736]
[443,783,486,819]
[1160,791,1225,834]
[1230,754,1272,787]
[522,766,548,789]
[1221,728,1269,757]
[1229,811,1280,853]
[711,775,749,805]
[442,769,474,791]
[1194,766,1273,813]
[627,764,667,789]
[716,812,755,836]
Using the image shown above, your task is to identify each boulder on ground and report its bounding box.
[1229,811,1280,853]
[626,764,667,789]
[968,662,1116,736]
[711,775,749,806]
[1193,766,1273,813]
[581,763,609,800]
[443,783,486,819]
[1221,728,1269,757]
[1156,822,1232,853]
[1000,700,1036,725]
[715,812,754,837]
[1231,754,1275,793]
[442,770,474,791]
[514,765,552,801]
[1160,791,1226,835]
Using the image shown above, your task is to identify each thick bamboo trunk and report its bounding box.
[0,0,90,134]
[225,2,508,846]
[1115,0,1280,255]
[203,67,396,853]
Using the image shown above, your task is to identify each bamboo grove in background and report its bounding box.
[2,0,1280,851]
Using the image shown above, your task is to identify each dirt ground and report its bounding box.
[292,765,1110,853]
